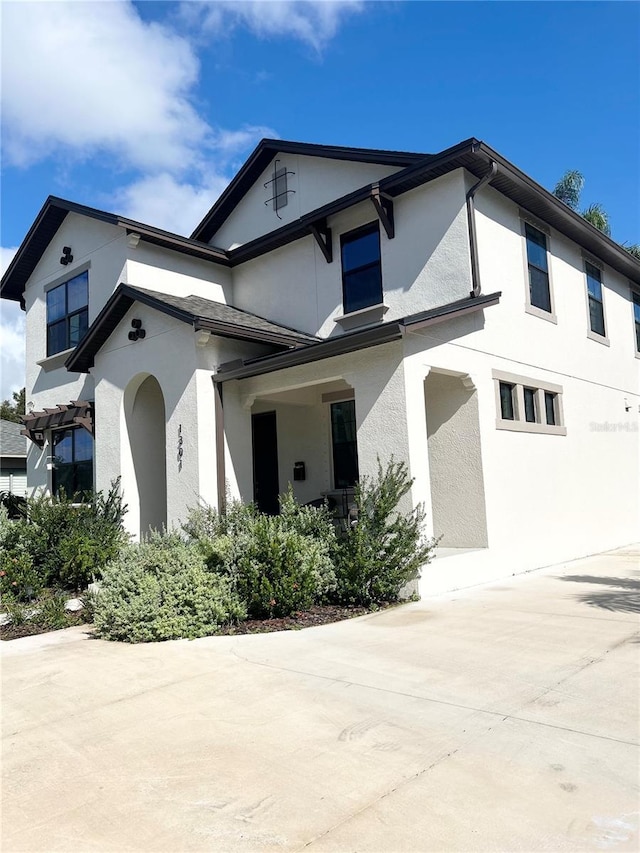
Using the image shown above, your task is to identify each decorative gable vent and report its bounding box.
[264,159,295,219]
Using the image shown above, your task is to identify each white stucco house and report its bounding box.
[2,138,639,594]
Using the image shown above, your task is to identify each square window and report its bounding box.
[46,270,89,356]
[341,224,382,314]
[52,427,94,498]
[586,262,605,337]
[499,382,515,420]
[525,224,552,313]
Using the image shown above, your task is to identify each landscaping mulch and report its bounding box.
[0,604,392,641]
[218,603,391,635]
[0,611,88,641]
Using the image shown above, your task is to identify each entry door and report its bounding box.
[252,411,280,514]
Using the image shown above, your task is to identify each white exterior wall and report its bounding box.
[232,171,472,338]
[213,155,402,249]
[125,244,232,303]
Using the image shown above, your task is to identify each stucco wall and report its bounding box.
[231,170,472,339]
[212,154,402,250]
[126,244,232,303]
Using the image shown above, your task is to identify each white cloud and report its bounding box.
[180,0,365,52]
[0,248,25,401]
[1,1,210,171]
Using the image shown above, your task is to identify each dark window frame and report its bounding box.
[46,270,89,356]
[340,222,383,315]
[51,426,94,498]
[585,262,606,338]
[633,291,640,354]
[544,391,557,426]
[523,387,538,423]
[524,222,552,314]
[499,382,516,421]
[330,399,359,489]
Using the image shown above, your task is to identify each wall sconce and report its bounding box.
[624,398,631,412]
[60,246,73,265]
[128,318,146,341]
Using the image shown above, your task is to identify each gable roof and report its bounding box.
[0,197,231,303]
[0,419,27,457]
[65,284,317,373]
[190,138,428,243]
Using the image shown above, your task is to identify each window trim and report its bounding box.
[45,266,90,357]
[584,260,610,346]
[340,221,383,317]
[520,217,557,324]
[493,369,566,435]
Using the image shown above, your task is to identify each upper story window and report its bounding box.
[633,291,640,354]
[340,223,382,315]
[46,270,89,356]
[585,262,606,339]
[524,223,552,314]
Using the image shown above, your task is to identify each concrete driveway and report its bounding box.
[2,546,639,852]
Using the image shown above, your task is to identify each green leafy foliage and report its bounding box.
[18,480,129,592]
[93,532,246,643]
[553,170,584,211]
[0,548,41,602]
[0,388,25,424]
[185,492,337,619]
[333,459,436,607]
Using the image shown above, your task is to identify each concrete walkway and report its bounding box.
[2,546,639,852]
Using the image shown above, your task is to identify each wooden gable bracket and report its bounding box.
[309,218,333,263]
[370,185,395,239]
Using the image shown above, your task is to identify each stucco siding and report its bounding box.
[212,154,402,250]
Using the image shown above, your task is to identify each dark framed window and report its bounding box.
[340,223,382,314]
[52,427,94,498]
[633,292,640,353]
[331,400,359,488]
[585,262,606,337]
[523,387,537,423]
[46,270,89,356]
[499,382,515,421]
[544,392,557,426]
[525,224,551,313]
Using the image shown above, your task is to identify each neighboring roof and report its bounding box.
[0,419,28,457]
[214,292,501,383]
[0,197,230,303]
[191,138,428,242]
[66,284,317,373]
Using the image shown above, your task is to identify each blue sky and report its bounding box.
[1,0,638,398]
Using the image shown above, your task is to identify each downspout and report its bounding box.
[466,160,498,297]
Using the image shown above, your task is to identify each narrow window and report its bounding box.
[46,270,89,356]
[586,262,605,337]
[544,392,557,426]
[52,427,94,498]
[331,400,359,488]
[499,382,515,420]
[340,224,382,314]
[523,387,537,423]
[525,224,551,313]
[632,291,640,353]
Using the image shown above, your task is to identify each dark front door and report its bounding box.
[252,411,280,514]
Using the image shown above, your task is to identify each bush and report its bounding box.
[0,491,26,520]
[333,459,436,607]
[19,480,129,592]
[0,548,41,602]
[185,492,337,619]
[93,532,246,643]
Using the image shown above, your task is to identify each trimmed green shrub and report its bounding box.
[93,532,246,643]
[185,492,337,619]
[19,480,129,591]
[333,459,436,606]
[0,548,41,602]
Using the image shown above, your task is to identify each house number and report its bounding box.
[177,424,183,471]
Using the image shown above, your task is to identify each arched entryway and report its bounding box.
[123,374,167,538]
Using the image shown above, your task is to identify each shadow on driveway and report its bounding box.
[557,574,640,615]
